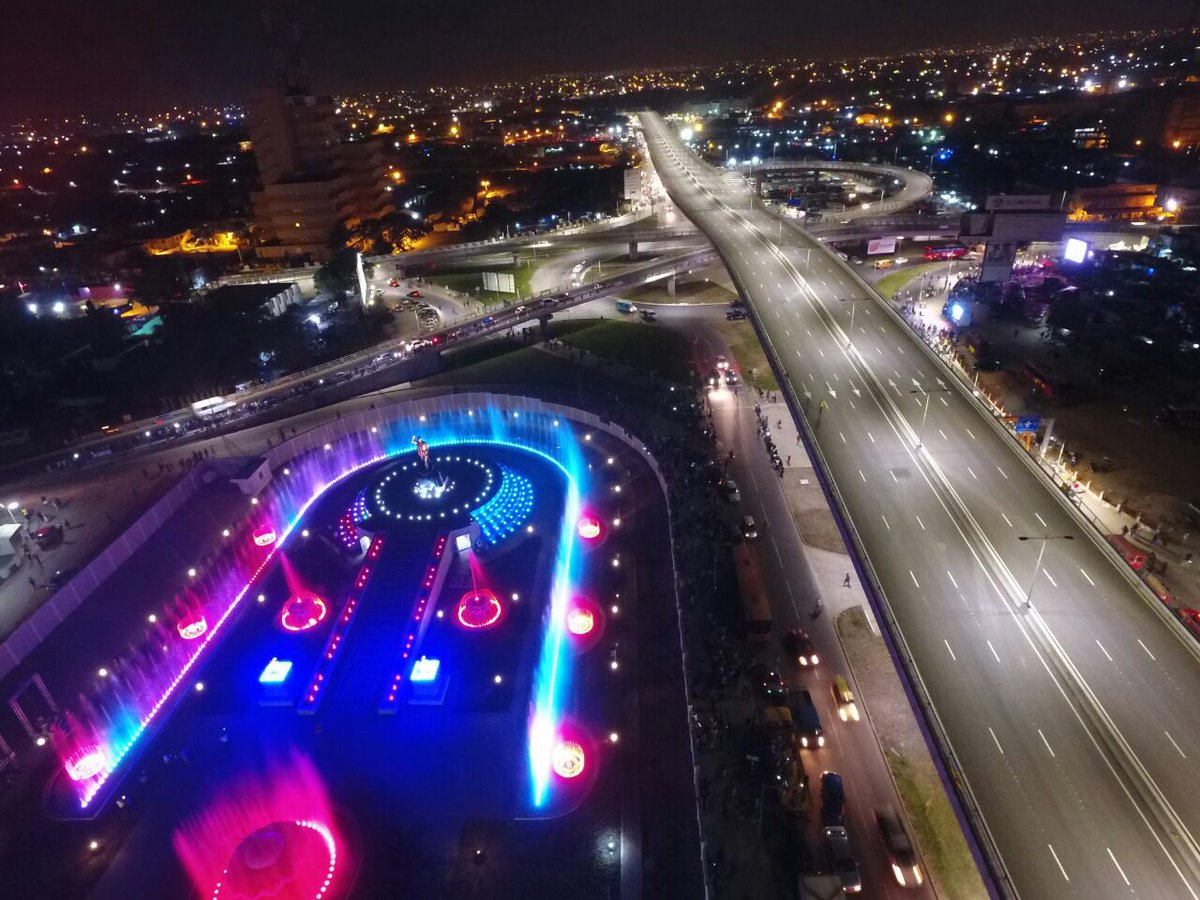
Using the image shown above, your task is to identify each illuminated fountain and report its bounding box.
[277,554,329,633]
[50,402,594,814]
[173,749,347,900]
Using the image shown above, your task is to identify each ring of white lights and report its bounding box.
[371,453,497,524]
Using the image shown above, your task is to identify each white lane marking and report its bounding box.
[1038,728,1056,757]
[890,470,898,483]
[875,346,882,355]
[967,467,977,480]
[1048,844,1070,882]
[1108,848,1130,887]
[796,349,802,358]
[839,431,846,443]
[1001,513,1014,528]
[988,726,1005,755]
[1096,639,1114,662]
[997,466,1008,479]
[1035,512,1048,527]
[1043,571,1057,588]
[898,346,905,355]
[909,570,920,588]
[965,428,976,440]
[947,570,958,589]
[818,347,825,358]
[938,429,948,440]
[1137,638,1156,661]
[881,514,890,530]
[987,640,1001,663]
[1081,569,1095,586]
[915,515,926,530]
[868,432,876,444]
[939,396,949,407]
[1165,730,1188,759]
[859,469,866,482]
[944,639,957,661]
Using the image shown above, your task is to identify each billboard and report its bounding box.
[483,272,517,294]
[623,168,641,200]
[979,242,1018,283]
[985,194,1053,212]
[867,236,897,255]
[1063,237,1090,264]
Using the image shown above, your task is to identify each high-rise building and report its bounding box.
[247,1,392,260]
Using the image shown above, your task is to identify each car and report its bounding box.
[824,825,863,894]
[32,525,64,550]
[740,515,758,540]
[875,806,924,888]
[47,568,76,590]
[99,424,120,435]
[783,628,818,667]
[751,663,788,699]
[820,771,845,824]
[388,278,401,288]
[715,355,729,371]
[790,689,825,748]
[724,370,740,386]
[721,479,741,503]
[1178,607,1200,640]
[728,298,744,308]
[640,309,658,322]
[725,308,748,320]
[831,674,860,721]
[407,289,423,298]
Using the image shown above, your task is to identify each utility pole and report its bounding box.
[1018,534,1074,609]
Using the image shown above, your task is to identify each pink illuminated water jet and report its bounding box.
[173,749,346,900]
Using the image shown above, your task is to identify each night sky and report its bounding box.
[1,0,1188,116]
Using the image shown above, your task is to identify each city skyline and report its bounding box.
[1,0,1189,116]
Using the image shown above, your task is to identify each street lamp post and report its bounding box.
[837,297,869,347]
[3,502,18,525]
[910,382,952,448]
[1018,534,1075,609]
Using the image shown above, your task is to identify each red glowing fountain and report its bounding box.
[279,591,329,633]
[456,588,503,629]
[576,514,603,541]
[552,740,586,779]
[174,750,346,900]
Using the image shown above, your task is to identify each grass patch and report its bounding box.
[624,273,735,305]
[890,753,985,900]
[551,319,694,383]
[711,320,779,392]
[874,262,943,300]
[424,265,534,307]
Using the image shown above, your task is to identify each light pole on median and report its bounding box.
[837,296,870,348]
[1018,534,1075,610]
[3,502,18,525]
[910,382,952,448]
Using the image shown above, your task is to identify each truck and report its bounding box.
[733,543,772,640]
[789,689,826,748]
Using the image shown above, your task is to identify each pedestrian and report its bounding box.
[842,572,851,588]
[786,455,791,466]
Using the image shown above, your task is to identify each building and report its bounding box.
[205,282,301,319]
[248,87,393,261]
[1163,83,1200,150]
[1067,184,1160,222]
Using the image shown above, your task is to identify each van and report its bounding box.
[615,299,637,314]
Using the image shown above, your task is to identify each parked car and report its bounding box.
[721,479,741,503]
[725,308,748,320]
[824,825,863,894]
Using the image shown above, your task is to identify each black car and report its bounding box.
[876,806,924,887]
[820,771,845,824]
[750,662,788,699]
[725,308,748,320]
[783,627,819,667]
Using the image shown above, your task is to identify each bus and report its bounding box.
[924,243,969,261]
[733,543,772,640]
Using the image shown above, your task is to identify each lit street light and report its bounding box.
[1017,534,1074,610]
[909,381,952,448]
[837,297,871,348]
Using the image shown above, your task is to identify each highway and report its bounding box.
[638,111,1200,899]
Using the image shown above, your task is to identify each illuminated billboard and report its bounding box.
[1063,237,1090,264]
[867,237,897,255]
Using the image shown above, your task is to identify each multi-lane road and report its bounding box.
[638,111,1200,899]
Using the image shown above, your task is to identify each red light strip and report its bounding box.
[378,533,449,713]
[297,535,386,715]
